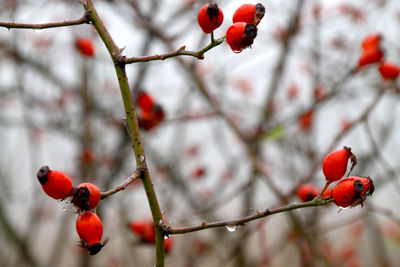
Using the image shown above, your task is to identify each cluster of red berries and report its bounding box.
[358,33,400,80]
[75,37,95,57]
[297,146,375,208]
[36,166,107,255]
[130,220,174,252]
[136,90,165,131]
[197,3,265,53]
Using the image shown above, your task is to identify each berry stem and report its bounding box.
[316,181,331,199]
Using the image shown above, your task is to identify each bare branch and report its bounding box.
[0,15,90,30]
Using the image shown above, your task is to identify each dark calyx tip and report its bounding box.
[206,3,220,21]
[255,3,266,18]
[37,166,50,185]
[353,180,364,199]
[88,243,103,255]
[72,187,91,211]
[245,24,258,39]
[366,176,375,196]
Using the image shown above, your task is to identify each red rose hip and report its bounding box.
[72,182,101,211]
[226,22,257,53]
[297,184,319,202]
[331,176,374,208]
[378,61,400,80]
[36,166,73,200]
[76,211,107,255]
[322,146,356,182]
[233,3,265,26]
[197,3,224,34]
[76,37,95,57]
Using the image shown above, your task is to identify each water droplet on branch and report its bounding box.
[226,225,237,232]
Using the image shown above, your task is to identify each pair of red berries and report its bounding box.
[322,147,374,208]
[197,3,265,53]
[36,166,106,255]
[357,33,383,68]
[76,37,95,57]
[136,90,165,131]
[36,166,101,210]
[130,220,174,252]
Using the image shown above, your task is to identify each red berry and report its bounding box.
[297,184,319,202]
[321,186,333,198]
[164,237,174,252]
[330,176,374,208]
[72,183,101,211]
[76,211,107,255]
[378,61,400,80]
[357,48,384,68]
[232,3,265,26]
[76,37,95,57]
[197,3,224,34]
[322,146,357,182]
[137,91,155,112]
[130,220,155,243]
[138,103,165,131]
[226,22,258,53]
[36,166,73,200]
[361,33,381,51]
[299,110,314,132]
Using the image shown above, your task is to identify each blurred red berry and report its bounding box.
[191,166,206,180]
[76,211,107,255]
[232,3,265,26]
[299,110,314,132]
[197,3,224,34]
[76,37,95,57]
[322,146,356,182]
[36,166,73,200]
[361,33,381,51]
[80,148,94,165]
[137,91,155,112]
[297,184,319,202]
[130,220,155,243]
[72,182,101,211]
[138,103,165,131]
[164,237,174,252]
[358,48,383,68]
[226,22,258,53]
[287,83,299,100]
[330,176,374,208]
[378,61,400,80]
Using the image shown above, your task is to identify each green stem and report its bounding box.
[84,1,164,265]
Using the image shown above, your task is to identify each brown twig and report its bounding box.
[0,15,90,30]
[167,197,333,235]
[100,170,143,199]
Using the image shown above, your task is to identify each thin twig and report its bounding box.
[124,36,225,64]
[100,170,143,199]
[0,15,90,30]
[167,197,333,235]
